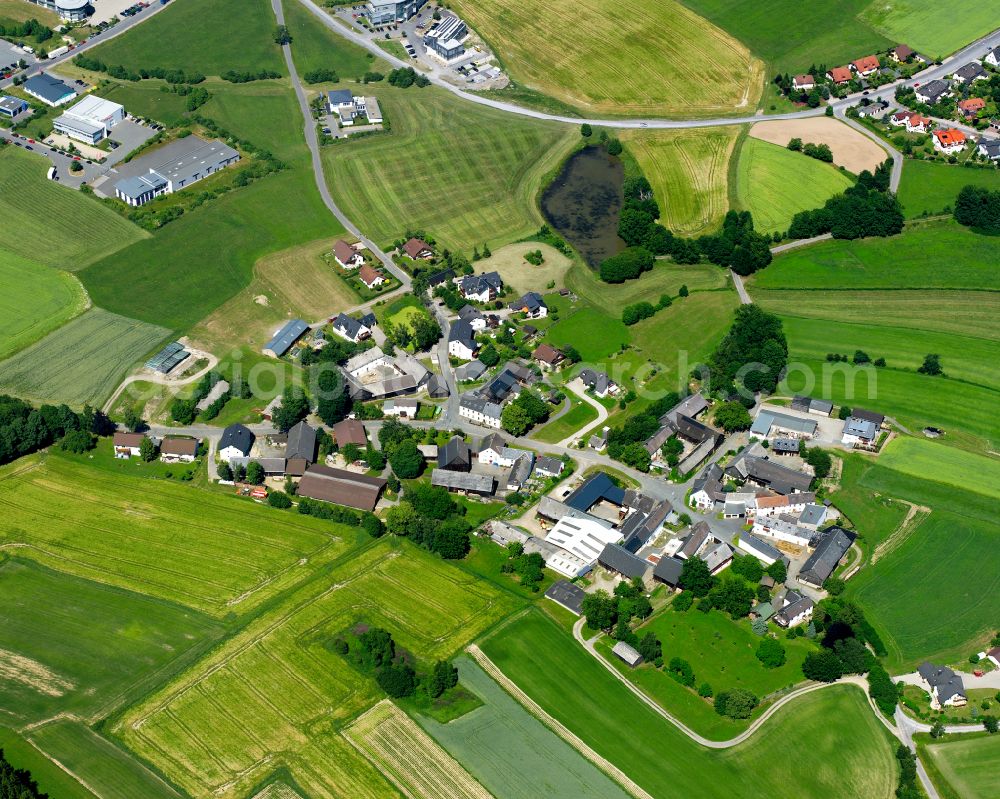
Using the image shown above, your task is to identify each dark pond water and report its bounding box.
[541,146,625,268]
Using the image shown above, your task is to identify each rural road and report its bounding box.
[102,347,218,414]
[729,270,751,304]
[770,233,834,255]
[555,379,608,447]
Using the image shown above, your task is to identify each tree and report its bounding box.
[389,439,423,479]
[607,138,622,156]
[385,502,417,535]
[361,512,385,538]
[272,388,309,432]
[766,559,787,584]
[751,618,768,636]
[983,715,998,734]
[953,184,1000,233]
[679,284,689,297]
[713,401,752,432]
[377,663,416,697]
[637,632,662,662]
[822,577,846,596]
[358,627,394,668]
[618,442,651,472]
[730,554,764,583]
[756,637,786,668]
[667,657,695,687]
[139,436,156,462]
[867,662,898,717]
[580,123,592,137]
[673,591,694,612]
[710,577,755,618]
[929,718,946,738]
[478,343,500,368]
[802,649,844,682]
[246,460,265,485]
[122,407,142,432]
[599,247,654,283]
[698,682,714,698]
[268,491,292,509]
[582,589,618,630]
[218,462,233,482]
[274,24,291,44]
[714,687,758,719]
[500,402,533,436]
[60,429,95,453]
[917,353,943,376]
[406,482,457,519]
[679,557,714,597]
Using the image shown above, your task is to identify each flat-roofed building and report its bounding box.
[114,136,240,207]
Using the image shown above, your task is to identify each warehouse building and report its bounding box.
[262,319,310,358]
[53,95,125,144]
[26,0,91,21]
[0,96,29,119]
[114,136,240,207]
[23,73,76,107]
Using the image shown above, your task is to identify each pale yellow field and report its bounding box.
[476,242,573,295]
[620,128,742,236]
[748,118,889,173]
[450,0,763,116]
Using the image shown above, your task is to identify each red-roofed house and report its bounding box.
[827,66,852,84]
[532,343,564,371]
[333,239,363,268]
[889,110,910,127]
[359,264,387,289]
[905,114,931,133]
[958,98,985,119]
[932,128,966,154]
[792,74,815,90]
[402,237,433,259]
[852,55,880,76]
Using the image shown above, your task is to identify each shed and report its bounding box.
[297,464,386,511]
[544,580,586,616]
[612,641,643,668]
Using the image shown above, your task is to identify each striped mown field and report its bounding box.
[451,0,763,116]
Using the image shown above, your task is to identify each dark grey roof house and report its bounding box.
[953,62,987,83]
[598,543,649,580]
[285,421,317,463]
[918,662,967,707]
[653,556,685,588]
[798,526,855,587]
[438,436,471,471]
[219,423,255,459]
[545,580,586,615]
[263,319,309,357]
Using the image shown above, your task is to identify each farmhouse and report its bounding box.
[752,515,813,547]
[297,465,386,511]
[545,514,619,565]
[285,421,317,463]
[792,74,815,90]
[331,419,368,449]
[750,409,817,439]
[448,319,478,360]
[459,394,502,428]
[652,555,685,589]
[790,396,834,416]
[382,398,419,418]
[852,55,880,76]
[952,62,987,85]
[331,313,372,343]
[52,95,124,144]
[358,264,387,289]
[342,346,434,400]
[774,590,814,628]
[23,73,76,107]
[598,542,650,581]
[219,424,255,461]
[403,237,434,260]
[727,453,813,495]
[438,436,472,471]
[160,436,198,463]
[918,663,967,709]
[114,137,240,207]
[459,271,503,302]
[263,318,309,357]
[423,13,469,61]
[333,240,364,268]
[431,468,495,496]
[798,526,854,588]
[827,66,852,84]
[455,359,486,382]
[533,343,564,371]
[798,503,829,530]
[579,368,617,398]
[932,128,966,154]
[112,431,146,458]
[749,492,815,520]
[534,455,563,478]
[736,530,789,567]
[509,292,548,318]
[915,80,949,105]
[690,463,726,510]
[544,580,586,615]
[842,415,879,446]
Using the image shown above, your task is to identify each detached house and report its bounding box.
[827,66,853,84]
[113,431,146,459]
[403,237,434,260]
[952,62,987,85]
[842,415,879,446]
[459,271,503,302]
[958,97,985,119]
[890,110,910,126]
[533,343,564,371]
[890,44,914,63]
[219,424,255,461]
[333,240,364,268]
[933,128,966,154]
[459,394,502,428]
[792,74,815,90]
[905,113,931,133]
[332,312,372,343]
[774,590,814,628]
[579,368,617,398]
[359,264,387,289]
[915,79,949,105]
[986,47,1000,68]
[509,291,548,318]
[448,319,479,361]
[458,304,487,331]
[978,137,1000,161]
[852,55,880,76]
[918,663,967,709]
[160,436,198,463]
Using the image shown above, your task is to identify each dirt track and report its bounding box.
[748,117,888,173]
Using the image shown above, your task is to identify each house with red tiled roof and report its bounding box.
[402,237,433,259]
[932,128,966,154]
[792,74,815,90]
[958,98,985,119]
[905,114,931,133]
[827,66,852,85]
[852,55,880,76]
[333,239,363,268]
[359,264,387,289]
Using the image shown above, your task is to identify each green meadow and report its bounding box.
[897,160,1000,219]
[281,0,383,78]
[920,733,1000,799]
[859,0,999,58]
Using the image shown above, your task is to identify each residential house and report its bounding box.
[326,90,381,126]
[533,343,564,371]
[890,44,915,62]
[915,79,949,105]
[263,319,309,357]
[827,66,853,84]
[933,128,967,154]
[792,74,815,90]
[359,264,387,289]
[426,267,454,287]
[752,516,813,547]
[403,237,434,260]
[331,313,371,343]
[383,398,419,418]
[459,394,502,428]
[160,436,198,464]
[333,240,364,268]
[598,543,650,582]
[285,421,317,463]
[749,492,816,521]
[113,431,146,459]
[774,590,814,628]
[918,663,967,709]
[771,438,800,455]
[736,530,789,567]
[798,526,855,588]
[857,99,890,119]
[905,113,931,133]
[534,455,563,478]
[455,359,487,382]
[448,319,478,361]
[458,304,487,331]
[842,415,879,446]
[958,97,985,119]
[689,463,725,511]
[853,408,885,428]
[438,436,472,471]
[506,452,535,491]
[219,424,255,461]
[588,427,610,451]
[890,110,910,126]
[798,503,829,530]
[952,62,987,85]
[579,368,617,398]
[459,271,503,302]
[701,541,733,574]
[509,291,548,318]
[852,55,880,76]
[978,137,1000,161]
[297,464,386,511]
[985,47,1000,68]
[986,647,1000,668]
[331,418,368,449]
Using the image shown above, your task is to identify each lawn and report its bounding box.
[474,242,573,295]
[85,0,285,77]
[322,84,574,252]
[619,127,740,236]
[542,304,629,362]
[859,0,999,58]
[0,308,169,407]
[679,0,890,74]
[0,558,223,725]
[0,726,96,799]
[920,733,1000,799]
[0,452,357,617]
[418,657,631,799]
[281,0,384,78]
[450,0,762,117]
[567,260,729,316]
[896,159,1000,219]
[0,147,147,270]
[878,438,1000,501]
[115,539,522,799]
[99,80,192,126]
[735,137,853,235]
[0,0,58,24]
[0,251,88,361]
[532,390,598,444]
[478,609,898,798]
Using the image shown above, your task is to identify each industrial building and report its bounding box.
[26,0,90,21]
[22,73,76,107]
[53,95,125,144]
[114,136,240,207]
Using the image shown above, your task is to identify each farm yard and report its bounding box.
[115,539,521,799]
[919,733,1000,799]
[0,308,169,407]
[0,148,147,269]
[418,657,632,799]
[478,610,899,798]
[322,85,574,252]
[450,0,763,117]
[746,118,888,174]
[619,128,740,236]
[896,160,1000,219]
[735,137,853,234]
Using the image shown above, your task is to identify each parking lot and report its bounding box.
[0,39,36,79]
[89,0,156,26]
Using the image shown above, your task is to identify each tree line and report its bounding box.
[788,161,903,240]
[954,184,1000,232]
[0,395,113,466]
[73,54,205,84]
[0,749,47,799]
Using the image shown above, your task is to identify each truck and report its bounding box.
[47,46,70,59]
[47,166,56,181]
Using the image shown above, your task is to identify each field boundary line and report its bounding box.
[871,501,932,565]
[466,644,655,799]
[24,737,107,799]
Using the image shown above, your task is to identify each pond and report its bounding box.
[541,145,625,268]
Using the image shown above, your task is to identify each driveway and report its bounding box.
[554,378,608,447]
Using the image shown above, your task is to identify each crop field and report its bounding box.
[747,118,888,174]
[281,0,384,78]
[0,727,96,799]
[0,308,169,407]
[533,391,599,444]
[0,453,353,616]
[451,0,762,116]
[897,160,1000,218]
[419,657,631,799]
[343,701,491,799]
[116,540,520,799]
[87,0,285,76]
[0,559,222,725]
[476,242,573,295]
[0,252,87,361]
[322,85,573,252]
[619,128,739,236]
[859,0,998,58]
[735,137,853,234]
[0,148,147,270]
[478,610,898,798]
[679,0,890,74]
[879,438,1000,501]
[921,734,1000,799]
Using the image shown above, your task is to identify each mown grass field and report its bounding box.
[116,539,521,799]
[859,0,999,58]
[0,252,88,361]
[0,0,58,24]
[0,726,96,799]
[897,160,1000,219]
[475,242,573,295]
[419,657,631,799]
[0,148,147,269]
[0,453,355,616]
[735,137,853,234]
[281,0,384,78]
[0,558,223,725]
[99,80,192,126]
[322,85,573,252]
[679,0,890,74]
[878,438,1000,501]
[542,303,629,362]
[479,609,898,798]
[619,128,740,236]
[920,733,1000,799]
[86,0,285,76]
[451,0,762,116]
[0,308,169,407]
[533,390,598,444]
